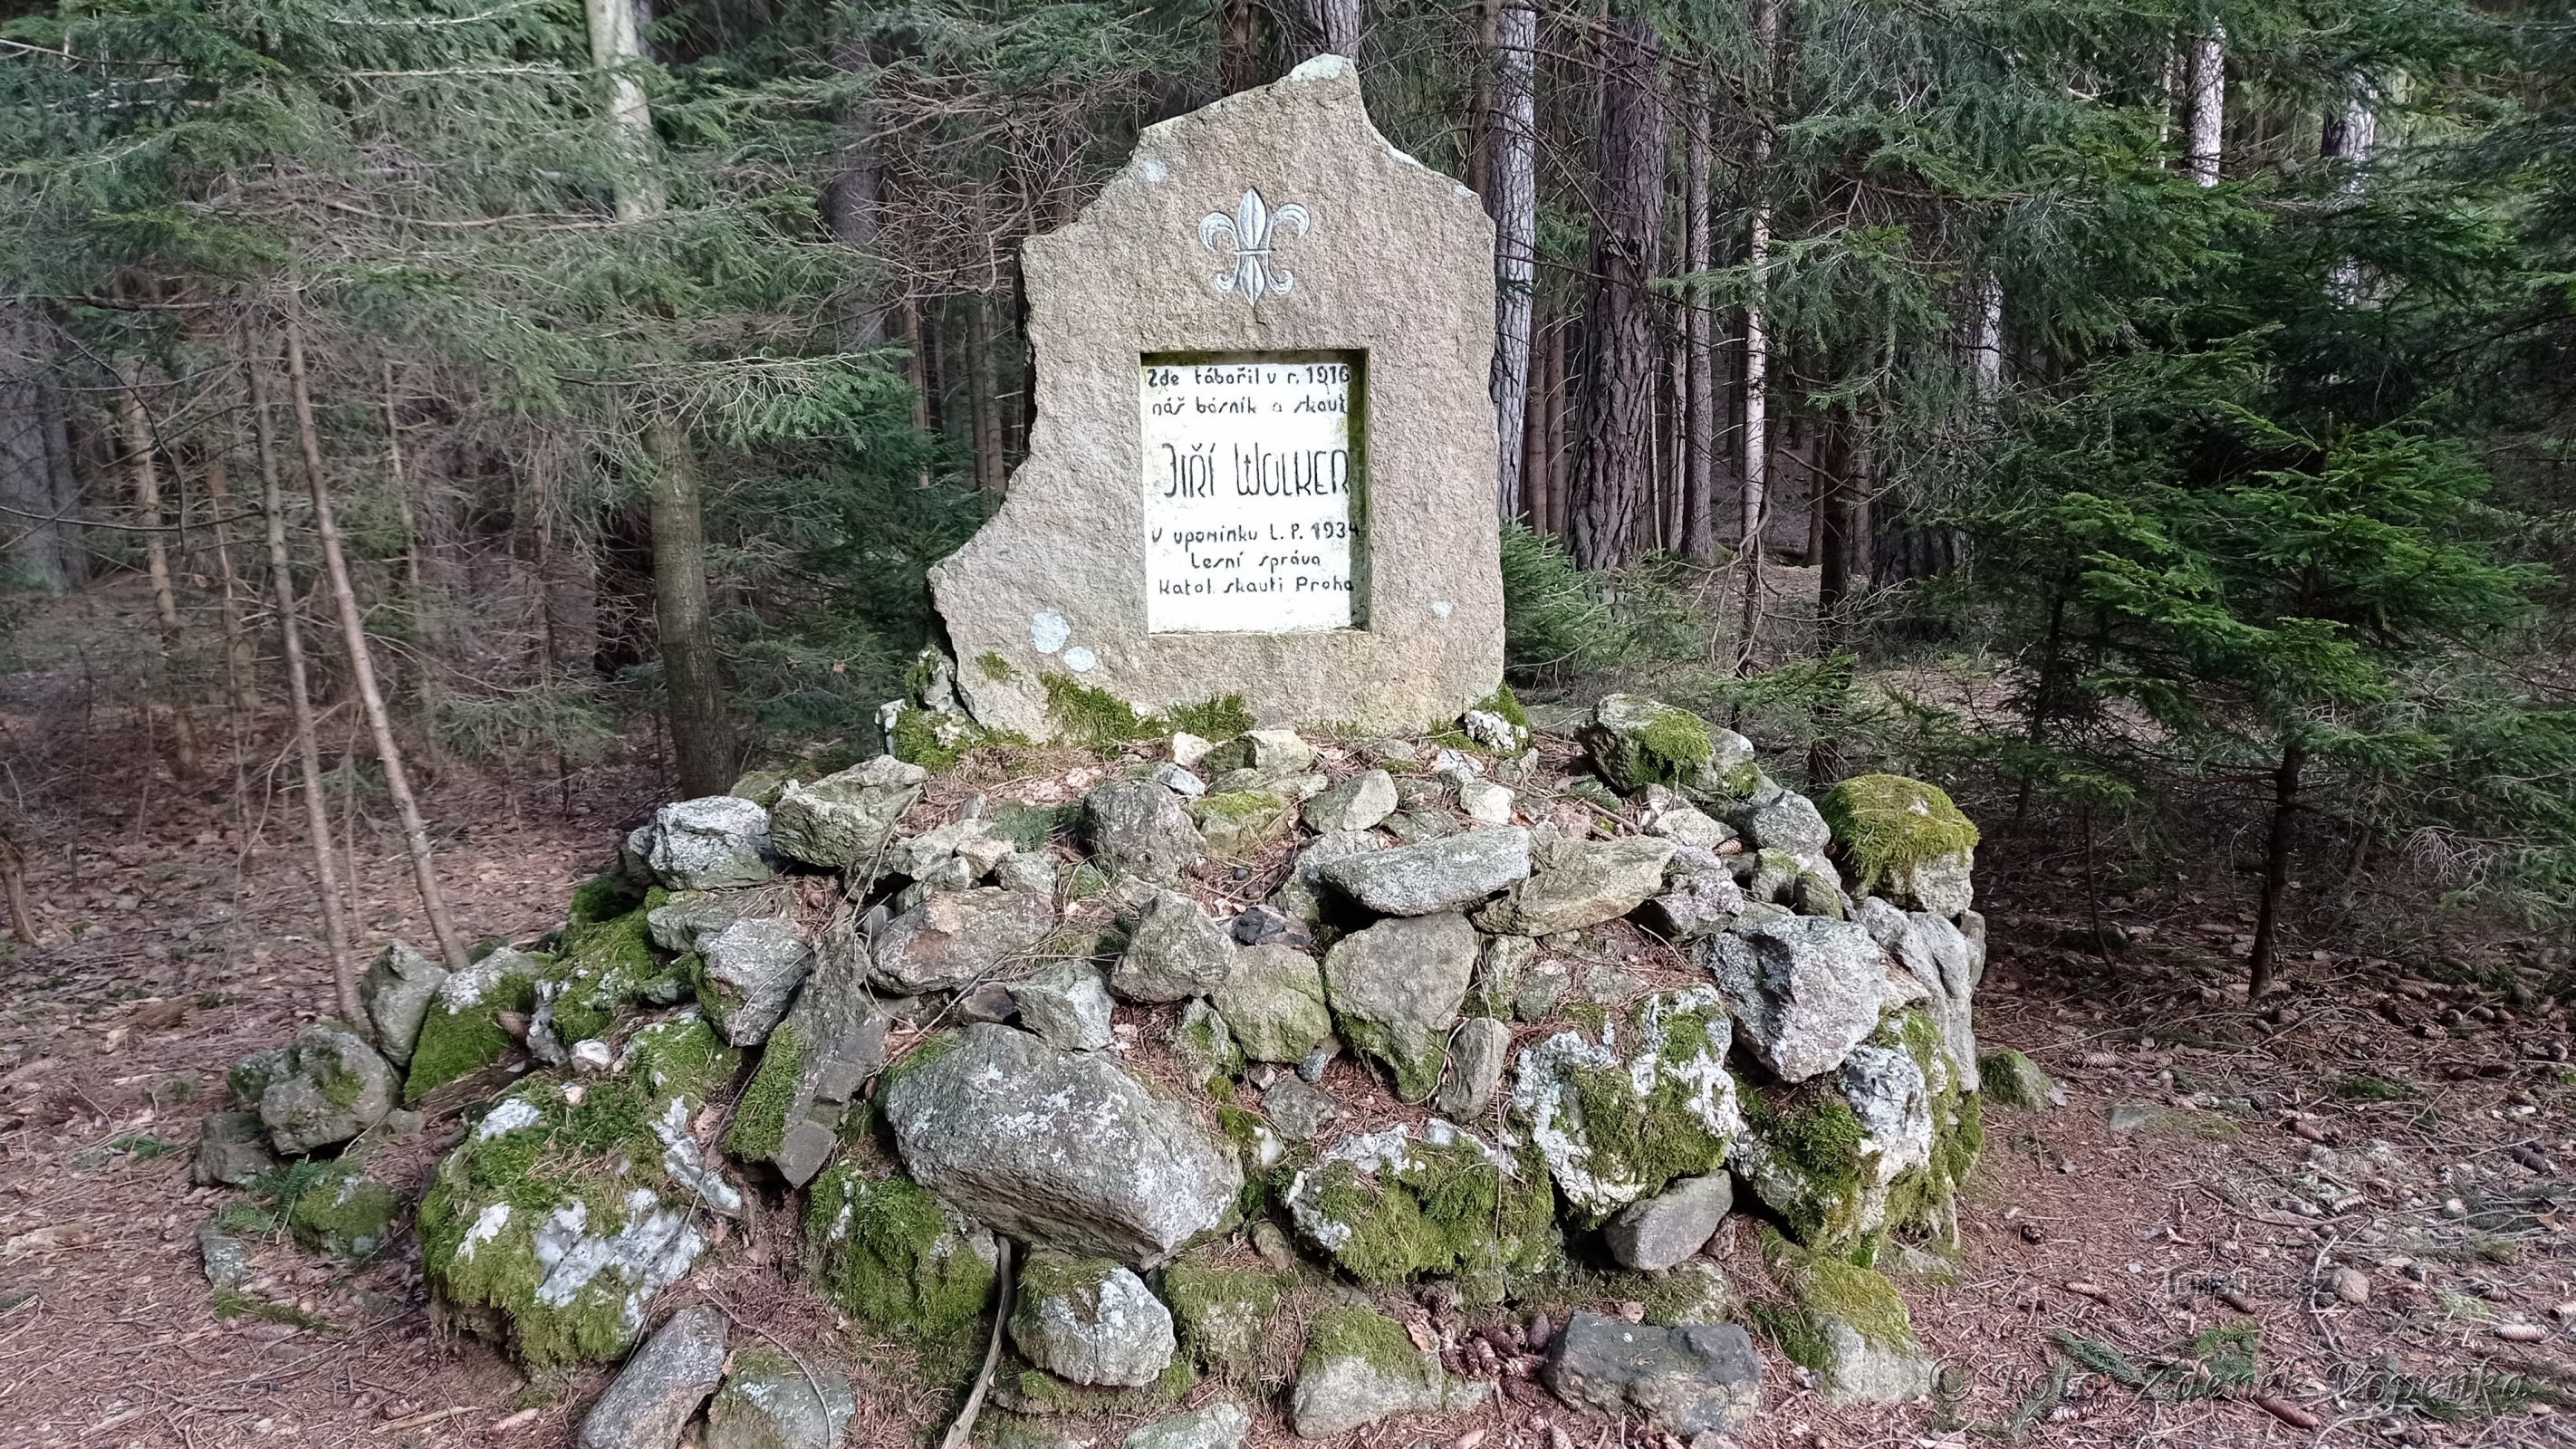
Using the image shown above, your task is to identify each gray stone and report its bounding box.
[1469,933,1535,1017]
[885,819,1004,884]
[697,916,813,1046]
[1810,1305,1933,1405]
[1457,778,1514,825]
[1734,1044,1931,1249]
[756,969,892,1187]
[1014,961,1116,1052]
[1111,889,1238,1003]
[1301,770,1397,833]
[1380,810,1458,844]
[578,1303,729,1449]
[1270,829,1379,924]
[927,60,1501,741]
[1227,903,1311,947]
[995,849,1061,897]
[193,1110,275,1187]
[1744,792,1832,857]
[1321,913,1477,1101]
[1150,762,1206,797]
[1979,1049,2053,1109]
[1881,906,1982,1092]
[1213,945,1331,1062]
[1319,826,1530,916]
[1579,696,1759,798]
[1639,848,1747,941]
[1892,849,1975,917]
[1188,789,1293,860]
[766,756,927,874]
[1473,835,1672,936]
[1436,1016,1511,1118]
[1642,788,1737,849]
[1122,1400,1249,1449]
[1605,1174,1733,1271]
[1543,1312,1761,1439]
[197,1220,250,1289]
[258,1021,396,1155]
[1647,1261,1735,1326]
[2107,1100,2159,1134]
[879,1024,1243,1267]
[226,1046,290,1108]
[869,887,1056,995]
[646,883,795,953]
[1169,999,1242,1088]
[1295,1035,1339,1082]
[1198,729,1318,779]
[1263,1078,1341,1144]
[642,796,778,889]
[1083,780,1205,884]
[360,940,447,1067]
[1461,707,1527,753]
[705,1350,854,1449]
[1702,914,1892,1082]
[1289,1305,1490,1439]
[1010,1250,1177,1387]
[1514,958,1571,1021]
[1514,989,1741,1226]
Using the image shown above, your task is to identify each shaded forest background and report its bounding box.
[1,0,2571,1000]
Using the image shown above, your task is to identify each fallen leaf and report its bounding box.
[3,1223,94,1257]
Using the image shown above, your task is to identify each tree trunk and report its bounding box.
[1681,77,1716,562]
[825,32,890,346]
[1546,317,1572,534]
[646,412,736,797]
[2322,82,2377,300]
[1486,0,1538,521]
[247,349,362,1026]
[200,447,259,727]
[586,0,664,219]
[119,375,202,779]
[1218,0,1265,93]
[284,320,471,975]
[1568,0,1664,571]
[381,362,439,737]
[0,302,78,592]
[2186,22,2225,187]
[1966,271,2004,398]
[1735,0,1779,669]
[1299,0,1360,62]
[2247,734,2305,996]
[967,295,1006,496]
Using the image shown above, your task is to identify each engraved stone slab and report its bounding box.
[928,56,1502,739]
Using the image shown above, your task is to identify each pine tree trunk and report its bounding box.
[1966,272,2004,397]
[826,32,890,346]
[200,447,259,727]
[284,320,471,975]
[1,301,77,592]
[1735,0,1780,668]
[1486,0,1538,521]
[1301,0,1360,61]
[2248,734,2305,995]
[967,295,1005,496]
[2322,82,2377,299]
[247,349,362,1026]
[2186,22,2225,187]
[646,412,736,797]
[1547,319,1572,534]
[119,376,202,779]
[380,362,440,741]
[587,0,664,219]
[1569,0,1664,570]
[1682,78,1716,562]
[1218,0,1265,93]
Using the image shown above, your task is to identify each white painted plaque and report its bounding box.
[1141,352,1361,633]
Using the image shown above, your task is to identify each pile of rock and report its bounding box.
[197,689,2009,1447]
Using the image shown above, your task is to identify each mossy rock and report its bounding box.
[1815,774,1978,897]
[804,1162,997,1351]
[1752,1232,1935,1404]
[1579,696,1758,798]
[566,872,648,928]
[405,947,550,1103]
[1978,1049,2053,1109]
[721,1023,807,1163]
[545,901,687,1048]
[1158,1257,1286,1381]
[1514,987,1743,1227]
[1735,1010,1981,1257]
[286,1159,399,1260]
[993,1358,1196,1416]
[1188,790,1293,860]
[1279,1123,1557,1292]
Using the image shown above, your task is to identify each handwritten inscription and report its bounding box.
[1142,354,1360,633]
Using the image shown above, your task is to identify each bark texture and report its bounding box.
[1569,0,1664,570]
[1485,0,1537,520]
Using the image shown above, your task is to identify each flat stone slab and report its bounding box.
[928,57,1503,738]
[1543,1311,1761,1438]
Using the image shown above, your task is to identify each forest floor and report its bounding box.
[0,590,2571,1448]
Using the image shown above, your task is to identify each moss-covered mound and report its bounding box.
[1159,1257,1287,1382]
[1816,774,1979,896]
[1514,988,1745,1226]
[1279,1121,1557,1295]
[405,946,551,1103]
[541,894,687,1049]
[803,1161,997,1350]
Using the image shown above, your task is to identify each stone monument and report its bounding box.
[927,55,1504,740]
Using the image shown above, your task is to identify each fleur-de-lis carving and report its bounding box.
[1197,187,1312,305]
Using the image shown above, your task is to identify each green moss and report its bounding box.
[228,1048,288,1109]
[722,1024,805,1161]
[621,1014,741,1101]
[1559,1064,1732,1218]
[1741,1083,1871,1244]
[1189,790,1293,861]
[566,873,645,928]
[804,1162,995,1345]
[1302,1305,1436,1383]
[1292,1136,1557,1288]
[551,906,684,1045]
[977,651,1018,682]
[1043,672,1159,750]
[1473,684,1532,735]
[287,1160,399,1260]
[1166,695,1255,739]
[879,1031,957,1093]
[404,963,542,1103]
[1003,1360,1195,1415]
[1631,707,1716,782]
[1333,1012,1446,1104]
[1159,1259,1285,1380]
[1816,774,1980,896]
[984,800,1081,851]
[1756,1229,1919,1370]
[891,702,1028,772]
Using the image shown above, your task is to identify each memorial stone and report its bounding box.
[928,56,1503,739]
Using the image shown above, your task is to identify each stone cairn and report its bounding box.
[197,692,2013,1449]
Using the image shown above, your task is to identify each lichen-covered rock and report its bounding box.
[537,901,691,1062]
[1474,833,1673,936]
[1300,770,1396,833]
[418,1014,740,1368]
[194,1110,275,1187]
[869,887,1055,995]
[1270,828,1379,925]
[197,1220,250,1289]
[1862,898,1982,1092]
[1123,1400,1250,1449]
[1319,827,1530,916]
[1579,696,1758,798]
[406,945,548,1103]
[1279,1120,1556,1288]
[1605,1172,1733,1271]
[1758,1236,1936,1405]
[1978,1048,2053,1109]
[1436,1016,1511,1119]
[361,940,447,1066]
[287,1158,399,1259]
[1188,789,1294,860]
[1212,945,1331,1063]
[639,796,778,889]
[1261,1078,1341,1143]
[1014,960,1116,1052]
[646,883,796,954]
[1702,915,1891,1082]
[722,965,889,1186]
[804,1163,997,1346]
[1289,1305,1491,1439]
[1197,730,1315,778]
[576,1303,727,1449]
[1817,772,1977,916]
[1543,1312,1762,1438]
[1168,1000,1242,1089]
[1112,890,1238,1003]
[1159,1258,1284,1380]
[1642,787,1736,849]
[693,916,812,1046]
[260,1020,397,1154]
[1743,791,1832,859]
[766,755,927,871]
[1085,780,1205,883]
[1735,1011,1976,1252]
[705,1348,855,1449]
[1639,848,1747,941]
[1011,1249,1177,1387]
[1514,990,1742,1228]
[1321,912,1477,1101]
[879,1025,1242,1267]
